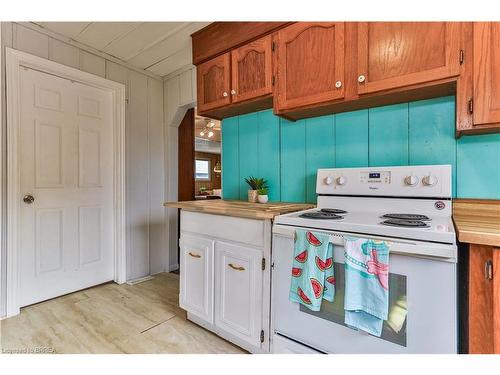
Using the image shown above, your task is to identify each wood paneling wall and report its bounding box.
[0,22,166,288]
[194,151,221,194]
[222,96,500,203]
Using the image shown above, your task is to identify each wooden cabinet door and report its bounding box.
[214,241,263,349]
[179,235,214,323]
[357,22,461,95]
[231,35,273,104]
[473,22,500,126]
[275,22,345,112]
[197,52,231,112]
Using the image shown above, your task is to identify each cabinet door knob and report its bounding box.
[228,263,245,271]
[222,91,228,97]
[358,75,366,83]
[230,89,236,95]
[188,252,201,258]
[335,80,342,89]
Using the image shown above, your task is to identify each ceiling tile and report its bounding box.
[103,22,186,61]
[38,22,92,39]
[127,22,210,69]
[74,22,141,50]
[146,47,192,76]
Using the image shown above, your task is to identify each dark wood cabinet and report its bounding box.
[196,52,231,113]
[356,22,462,95]
[231,35,273,104]
[472,22,500,130]
[274,22,345,113]
[468,244,500,353]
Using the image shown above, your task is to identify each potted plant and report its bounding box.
[257,187,269,204]
[244,176,268,203]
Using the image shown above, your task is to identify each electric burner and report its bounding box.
[380,219,430,228]
[382,213,431,221]
[299,212,344,220]
[320,208,348,214]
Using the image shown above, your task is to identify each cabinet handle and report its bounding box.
[228,263,245,271]
[222,91,228,97]
[358,75,366,83]
[188,252,201,258]
[230,89,236,95]
[335,80,342,89]
[485,260,493,280]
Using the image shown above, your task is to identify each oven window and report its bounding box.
[300,262,407,347]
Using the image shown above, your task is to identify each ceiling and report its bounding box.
[33,22,210,76]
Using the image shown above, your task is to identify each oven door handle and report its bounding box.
[272,225,456,261]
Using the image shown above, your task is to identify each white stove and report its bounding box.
[271,165,458,354]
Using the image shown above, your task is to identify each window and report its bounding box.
[195,159,211,181]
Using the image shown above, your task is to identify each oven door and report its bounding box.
[271,224,457,354]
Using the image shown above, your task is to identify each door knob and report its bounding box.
[358,75,366,83]
[23,194,35,204]
[335,81,342,88]
[230,89,236,95]
[222,91,228,97]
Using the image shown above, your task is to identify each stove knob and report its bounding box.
[336,176,347,186]
[422,174,438,186]
[404,175,419,186]
[324,176,333,185]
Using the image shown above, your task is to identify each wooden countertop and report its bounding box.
[164,200,315,220]
[453,199,500,247]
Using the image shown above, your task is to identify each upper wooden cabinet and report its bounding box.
[357,22,462,95]
[231,35,273,104]
[472,22,500,128]
[274,22,345,113]
[197,53,231,113]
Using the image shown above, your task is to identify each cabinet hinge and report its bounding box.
[485,260,493,280]
[468,98,473,114]
[262,258,266,271]
[459,49,464,65]
[271,41,276,52]
[271,75,275,86]
[260,330,265,343]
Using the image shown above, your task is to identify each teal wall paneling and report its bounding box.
[369,103,409,167]
[221,116,240,200]
[257,110,281,201]
[335,110,369,167]
[409,96,457,195]
[221,96,500,202]
[305,116,335,203]
[457,133,500,199]
[281,119,306,202]
[238,113,259,200]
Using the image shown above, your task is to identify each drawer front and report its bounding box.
[181,211,265,247]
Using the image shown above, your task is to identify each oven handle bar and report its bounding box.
[272,225,457,261]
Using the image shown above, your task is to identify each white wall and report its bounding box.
[0,22,168,316]
[163,66,197,271]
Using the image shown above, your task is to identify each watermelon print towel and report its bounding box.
[289,230,335,311]
[344,236,389,337]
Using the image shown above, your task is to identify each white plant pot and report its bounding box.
[257,195,269,203]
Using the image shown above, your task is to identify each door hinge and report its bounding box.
[271,75,275,86]
[485,260,493,280]
[468,98,473,114]
[260,330,265,343]
[271,41,276,52]
[262,258,266,271]
[459,49,465,65]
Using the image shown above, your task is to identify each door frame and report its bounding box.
[4,48,127,318]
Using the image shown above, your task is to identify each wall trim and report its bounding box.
[14,22,163,81]
[5,48,127,317]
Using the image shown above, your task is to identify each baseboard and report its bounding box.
[168,263,179,272]
[126,275,155,285]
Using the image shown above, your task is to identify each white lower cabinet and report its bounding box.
[179,235,214,323]
[178,211,271,353]
[215,241,263,349]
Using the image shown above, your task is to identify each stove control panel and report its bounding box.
[316,165,451,198]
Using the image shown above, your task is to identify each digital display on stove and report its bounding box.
[369,172,381,179]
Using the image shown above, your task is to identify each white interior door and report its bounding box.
[19,66,114,307]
